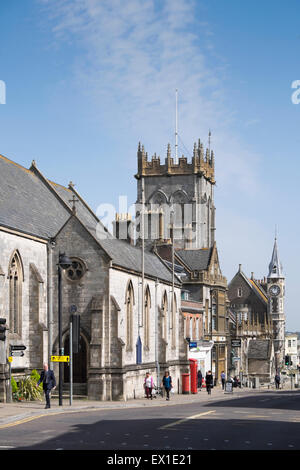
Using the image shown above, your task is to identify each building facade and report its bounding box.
[134,139,229,382]
[228,237,286,383]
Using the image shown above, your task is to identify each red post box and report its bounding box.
[182,373,190,394]
[189,358,198,394]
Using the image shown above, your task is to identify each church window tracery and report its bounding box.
[65,258,86,281]
[126,281,134,350]
[9,251,23,336]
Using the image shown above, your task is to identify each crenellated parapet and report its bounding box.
[135,140,215,184]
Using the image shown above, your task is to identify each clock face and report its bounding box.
[269,284,280,296]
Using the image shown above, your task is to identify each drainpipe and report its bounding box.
[155,278,160,388]
[47,240,55,362]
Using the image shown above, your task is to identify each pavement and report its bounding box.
[0,386,267,428]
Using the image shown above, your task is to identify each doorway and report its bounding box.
[64,334,87,384]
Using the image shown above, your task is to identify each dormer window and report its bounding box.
[181,290,190,301]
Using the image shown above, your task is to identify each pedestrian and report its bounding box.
[162,371,172,401]
[275,372,281,390]
[197,369,203,390]
[144,372,154,399]
[220,371,226,390]
[37,363,56,409]
[205,370,214,395]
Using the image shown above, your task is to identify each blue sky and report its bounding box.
[0,0,299,329]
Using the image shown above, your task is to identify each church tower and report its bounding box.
[134,138,216,250]
[267,237,285,368]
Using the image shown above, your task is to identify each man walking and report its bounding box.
[37,363,56,409]
[220,371,226,390]
[205,370,214,395]
[197,369,203,391]
[275,372,281,390]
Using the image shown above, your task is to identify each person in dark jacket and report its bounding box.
[162,371,172,401]
[37,363,56,409]
[197,370,203,390]
[275,372,281,389]
[205,371,214,395]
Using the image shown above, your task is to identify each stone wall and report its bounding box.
[0,229,48,373]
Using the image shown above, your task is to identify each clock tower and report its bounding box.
[267,237,285,369]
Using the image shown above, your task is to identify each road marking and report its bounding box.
[0,414,51,429]
[246,415,268,419]
[158,410,216,430]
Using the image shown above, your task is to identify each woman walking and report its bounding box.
[144,372,154,399]
[162,371,173,401]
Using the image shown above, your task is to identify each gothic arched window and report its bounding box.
[144,285,151,349]
[9,251,23,336]
[171,293,177,348]
[162,291,168,340]
[125,281,134,350]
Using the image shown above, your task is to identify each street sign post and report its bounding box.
[225,381,233,393]
[51,355,70,363]
[11,351,24,357]
[10,345,26,351]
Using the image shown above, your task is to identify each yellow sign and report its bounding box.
[8,357,13,363]
[50,355,70,363]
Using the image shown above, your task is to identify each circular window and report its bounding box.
[66,258,86,282]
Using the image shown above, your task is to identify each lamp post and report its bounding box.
[57,252,72,406]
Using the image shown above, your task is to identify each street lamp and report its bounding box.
[57,252,72,406]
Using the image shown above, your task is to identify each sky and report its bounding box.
[0,0,299,329]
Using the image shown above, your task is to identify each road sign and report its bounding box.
[10,345,26,351]
[225,381,233,393]
[11,351,24,357]
[231,339,241,348]
[189,342,197,348]
[51,355,70,363]
[8,357,13,363]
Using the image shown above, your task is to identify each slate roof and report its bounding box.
[0,154,177,284]
[48,181,110,241]
[248,340,272,360]
[101,238,178,284]
[0,155,70,239]
[175,248,212,271]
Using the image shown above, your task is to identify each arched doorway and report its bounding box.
[64,334,87,384]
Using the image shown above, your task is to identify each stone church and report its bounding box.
[0,153,190,401]
[0,133,234,400]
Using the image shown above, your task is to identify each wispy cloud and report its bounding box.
[40,0,263,195]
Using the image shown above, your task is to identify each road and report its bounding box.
[1,389,300,451]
